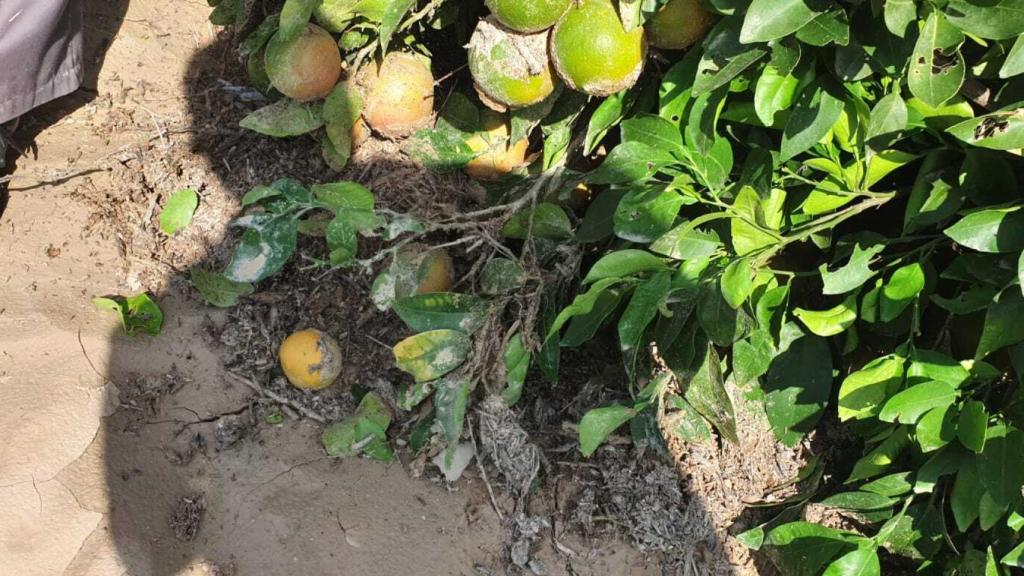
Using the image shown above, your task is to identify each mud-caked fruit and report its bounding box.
[465,110,529,181]
[279,329,344,390]
[550,0,646,96]
[397,244,455,294]
[646,0,714,50]
[265,24,342,102]
[468,17,558,110]
[485,0,571,33]
[315,0,389,32]
[353,52,435,140]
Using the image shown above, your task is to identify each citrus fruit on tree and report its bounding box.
[278,329,344,390]
[468,17,559,110]
[265,24,342,102]
[484,0,571,33]
[646,0,714,50]
[315,0,389,32]
[465,110,530,181]
[550,0,646,96]
[353,52,435,139]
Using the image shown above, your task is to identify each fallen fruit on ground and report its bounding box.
[484,0,571,33]
[353,52,435,139]
[315,0,389,32]
[465,110,529,180]
[646,0,713,50]
[264,24,342,102]
[550,0,646,96]
[278,328,344,390]
[468,17,558,110]
[398,244,455,294]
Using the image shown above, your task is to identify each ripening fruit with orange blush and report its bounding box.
[465,110,530,181]
[353,52,435,139]
[265,24,342,101]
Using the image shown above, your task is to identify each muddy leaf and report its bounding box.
[322,392,393,461]
[733,329,775,386]
[699,281,751,345]
[159,188,199,235]
[239,99,324,137]
[393,329,471,382]
[579,404,637,457]
[664,394,713,442]
[225,213,299,283]
[397,380,435,411]
[239,13,280,57]
[434,376,470,467]
[479,258,525,294]
[393,293,488,334]
[684,343,738,443]
[189,269,254,308]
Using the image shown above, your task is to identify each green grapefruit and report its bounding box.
[646,0,714,50]
[484,0,571,33]
[468,17,558,110]
[550,0,646,96]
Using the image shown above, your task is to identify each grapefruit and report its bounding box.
[485,0,571,33]
[465,110,530,181]
[353,53,435,139]
[468,17,559,110]
[646,0,714,50]
[550,0,646,96]
[279,329,344,390]
[265,24,342,101]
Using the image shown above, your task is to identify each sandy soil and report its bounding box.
[0,1,658,575]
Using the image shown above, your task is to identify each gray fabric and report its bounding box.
[0,0,83,124]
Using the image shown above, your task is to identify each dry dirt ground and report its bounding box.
[0,2,812,575]
[0,1,658,575]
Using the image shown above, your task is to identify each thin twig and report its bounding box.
[467,414,504,522]
[226,371,327,424]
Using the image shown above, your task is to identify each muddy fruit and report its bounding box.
[468,17,558,110]
[315,0,389,32]
[646,0,714,50]
[279,329,344,390]
[550,0,646,96]
[354,52,435,140]
[485,0,571,33]
[415,249,454,293]
[265,24,342,102]
[465,110,529,181]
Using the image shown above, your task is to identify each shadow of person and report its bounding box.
[0,0,129,217]
[91,7,760,576]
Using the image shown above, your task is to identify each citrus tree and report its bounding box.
[203,0,1024,572]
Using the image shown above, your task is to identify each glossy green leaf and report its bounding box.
[579,405,637,457]
[794,293,858,337]
[977,289,1024,360]
[694,17,769,95]
[159,189,199,235]
[977,427,1024,507]
[780,80,845,162]
[501,333,530,406]
[879,381,958,424]
[880,263,925,322]
[867,92,908,141]
[944,0,1024,40]
[740,0,829,43]
[820,241,885,295]
[765,333,834,446]
[916,404,958,452]
[613,188,685,243]
[619,272,672,351]
[958,400,989,453]
[838,355,904,421]
[945,208,1024,253]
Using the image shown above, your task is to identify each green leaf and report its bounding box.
[694,17,769,95]
[904,151,964,234]
[795,8,850,46]
[865,149,919,189]
[944,0,1024,40]
[239,13,280,57]
[959,401,989,453]
[546,278,624,340]
[764,522,856,576]
[733,330,776,386]
[862,472,913,497]
[916,404,958,452]
[880,263,925,322]
[613,188,685,243]
[685,344,738,443]
[851,427,912,482]
[588,142,676,185]
[619,272,673,351]
[945,208,1024,253]
[378,0,416,49]
[977,289,1024,360]
[651,221,723,259]
[325,216,357,266]
[908,349,971,388]
[1002,539,1024,568]
[502,203,573,240]
[585,90,630,155]
[159,189,199,235]
[879,381,958,424]
[239,99,324,137]
[434,376,470,467]
[820,241,885,295]
[189,269,254,308]
[821,492,896,511]
[977,427,1024,507]
[562,288,622,347]
[621,114,685,154]
[403,128,475,170]
[583,250,669,284]
[720,259,756,309]
[313,181,373,218]
[322,392,393,461]
[754,62,800,127]
[952,466,984,531]
[947,110,1024,150]
[740,0,829,43]
[1001,34,1024,78]
[838,355,904,421]
[501,333,530,406]
[576,189,626,243]
[579,405,637,457]
[780,80,845,162]
[393,330,471,383]
[278,0,318,41]
[884,0,916,37]
[765,333,834,446]
[867,92,908,141]
[224,214,299,283]
[794,293,858,337]
[393,293,488,334]
[665,394,713,442]
[908,12,965,108]
[93,293,164,336]
[932,285,999,315]
[698,282,750,346]
[823,546,880,576]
